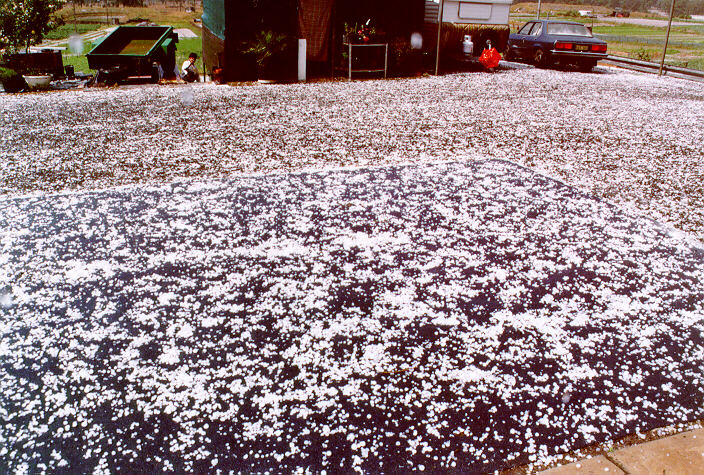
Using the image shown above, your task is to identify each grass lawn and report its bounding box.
[47,5,203,75]
[44,23,104,41]
[175,37,203,73]
[509,9,704,71]
[61,36,203,76]
[593,22,704,68]
[46,2,704,74]
[56,4,202,30]
[62,54,91,75]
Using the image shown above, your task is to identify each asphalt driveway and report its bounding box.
[1,67,703,239]
[1,160,702,472]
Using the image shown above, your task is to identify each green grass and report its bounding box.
[687,57,704,69]
[175,37,203,74]
[673,23,704,34]
[60,36,203,75]
[44,23,104,41]
[57,4,203,28]
[61,37,102,74]
[592,24,666,36]
[62,54,91,74]
[593,22,704,39]
[509,12,704,71]
[45,4,203,75]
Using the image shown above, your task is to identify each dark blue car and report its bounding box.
[505,20,608,71]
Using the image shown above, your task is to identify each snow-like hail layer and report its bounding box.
[1,67,703,239]
[1,160,703,472]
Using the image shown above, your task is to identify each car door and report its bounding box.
[524,21,544,54]
[512,22,536,59]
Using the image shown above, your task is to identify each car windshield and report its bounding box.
[547,23,593,37]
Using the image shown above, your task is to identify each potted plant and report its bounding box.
[243,30,289,83]
[22,67,52,90]
[0,66,28,93]
[1,0,63,91]
[343,20,377,44]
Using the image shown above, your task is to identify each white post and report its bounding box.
[298,39,307,82]
[659,0,676,77]
[536,0,542,19]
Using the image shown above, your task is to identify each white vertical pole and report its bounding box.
[537,0,542,19]
[659,0,676,77]
[298,39,307,82]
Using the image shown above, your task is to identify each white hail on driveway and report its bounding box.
[1,67,703,239]
[1,160,703,472]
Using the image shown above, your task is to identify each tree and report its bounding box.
[0,0,65,53]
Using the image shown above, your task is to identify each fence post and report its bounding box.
[659,0,676,77]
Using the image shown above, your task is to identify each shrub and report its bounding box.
[631,47,653,62]
[242,30,289,74]
[0,66,27,92]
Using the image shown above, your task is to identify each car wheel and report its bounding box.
[504,47,515,61]
[533,48,549,68]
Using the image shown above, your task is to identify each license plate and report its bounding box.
[575,45,589,51]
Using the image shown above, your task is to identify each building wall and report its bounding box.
[202,0,426,81]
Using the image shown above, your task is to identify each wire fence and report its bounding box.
[508,15,704,71]
[595,34,704,48]
[598,34,704,70]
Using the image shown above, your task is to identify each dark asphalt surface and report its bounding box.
[1,160,703,472]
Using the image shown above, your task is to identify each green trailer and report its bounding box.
[87,26,178,81]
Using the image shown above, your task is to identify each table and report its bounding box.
[345,43,388,80]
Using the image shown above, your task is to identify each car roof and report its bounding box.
[536,19,586,26]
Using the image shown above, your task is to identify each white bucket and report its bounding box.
[23,75,52,90]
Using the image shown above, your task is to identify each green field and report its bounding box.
[49,4,203,75]
[44,23,104,41]
[58,36,203,76]
[510,11,704,70]
[48,3,704,74]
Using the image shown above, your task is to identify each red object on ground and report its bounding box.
[479,48,501,69]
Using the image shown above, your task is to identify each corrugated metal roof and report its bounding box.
[202,0,226,41]
[425,0,439,23]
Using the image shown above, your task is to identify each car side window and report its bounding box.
[518,22,534,35]
[529,23,542,36]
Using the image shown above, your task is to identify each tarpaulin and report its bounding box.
[298,0,334,62]
[479,47,501,69]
